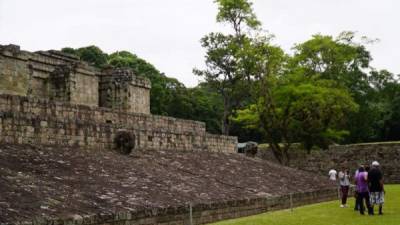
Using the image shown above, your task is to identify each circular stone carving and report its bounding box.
[114,130,135,155]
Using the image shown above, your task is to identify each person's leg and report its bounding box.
[343,186,349,205]
[340,186,345,206]
[358,192,365,214]
[367,192,373,215]
[354,191,359,210]
[379,192,384,215]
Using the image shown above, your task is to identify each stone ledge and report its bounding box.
[2,188,337,225]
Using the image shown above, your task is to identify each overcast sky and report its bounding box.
[0,0,399,87]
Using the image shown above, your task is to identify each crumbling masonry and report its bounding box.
[0,44,237,153]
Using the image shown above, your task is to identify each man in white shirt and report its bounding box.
[329,169,337,181]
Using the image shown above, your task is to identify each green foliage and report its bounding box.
[195,0,261,134]
[235,78,358,158]
[215,0,261,32]
[62,46,108,68]
[106,50,225,132]
[273,80,358,150]
[60,45,224,134]
[366,73,400,141]
[290,32,371,93]
[107,50,174,115]
[289,33,400,144]
[60,47,76,55]
[108,51,160,80]
[185,85,224,133]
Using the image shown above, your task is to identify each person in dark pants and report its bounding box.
[368,161,385,215]
[356,167,372,215]
[339,167,350,207]
[354,165,364,211]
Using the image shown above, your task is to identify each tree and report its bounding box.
[108,51,188,116]
[227,30,363,164]
[235,76,358,164]
[194,0,260,135]
[290,32,372,93]
[366,70,400,141]
[289,32,396,143]
[60,45,225,132]
[215,0,260,35]
[61,46,108,68]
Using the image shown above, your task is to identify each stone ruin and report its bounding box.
[0,44,237,153]
[0,44,339,225]
[0,44,150,113]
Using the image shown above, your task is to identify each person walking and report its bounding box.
[329,168,337,181]
[356,167,372,215]
[339,167,350,207]
[368,161,384,215]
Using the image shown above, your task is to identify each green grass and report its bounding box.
[209,185,400,225]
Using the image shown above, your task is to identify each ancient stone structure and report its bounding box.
[0,44,337,225]
[0,44,237,153]
[0,45,99,107]
[0,144,337,225]
[0,44,149,113]
[0,94,237,153]
[259,142,400,184]
[99,68,151,114]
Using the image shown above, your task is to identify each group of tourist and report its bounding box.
[328,161,384,215]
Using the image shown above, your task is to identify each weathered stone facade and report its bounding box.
[0,44,237,153]
[259,142,400,184]
[0,44,149,112]
[99,68,150,114]
[0,45,99,107]
[0,144,336,225]
[0,94,237,153]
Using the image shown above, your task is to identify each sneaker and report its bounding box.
[340,205,345,208]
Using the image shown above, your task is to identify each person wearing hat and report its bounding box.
[368,161,385,215]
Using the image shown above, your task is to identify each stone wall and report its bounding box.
[0,44,99,106]
[0,94,237,153]
[99,68,151,114]
[259,143,400,184]
[0,45,30,96]
[0,44,150,113]
[5,188,337,225]
[205,133,238,153]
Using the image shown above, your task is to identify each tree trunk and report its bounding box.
[269,141,291,166]
[221,95,231,135]
[269,142,283,164]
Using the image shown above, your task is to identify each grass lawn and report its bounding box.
[209,185,399,225]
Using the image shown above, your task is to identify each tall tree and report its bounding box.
[290,32,372,94]
[194,0,260,135]
[288,32,391,143]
